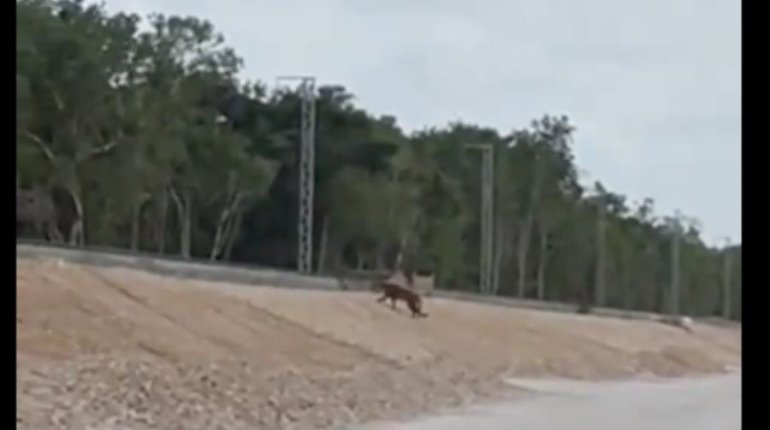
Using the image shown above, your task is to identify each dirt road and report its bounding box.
[365,372,741,430]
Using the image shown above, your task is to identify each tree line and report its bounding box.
[16,0,741,319]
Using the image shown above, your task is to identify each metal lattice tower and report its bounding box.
[467,144,495,294]
[278,76,316,273]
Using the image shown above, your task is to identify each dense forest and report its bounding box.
[16,0,741,319]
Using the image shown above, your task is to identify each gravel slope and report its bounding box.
[17,259,741,429]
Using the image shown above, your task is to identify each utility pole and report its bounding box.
[277,76,316,274]
[466,143,495,294]
[595,203,606,307]
[669,211,682,316]
[721,237,733,320]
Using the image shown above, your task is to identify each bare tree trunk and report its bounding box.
[218,195,247,262]
[25,130,120,248]
[170,187,192,259]
[210,221,227,260]
[130,203,141,251]
[516,212,534,298]
[617,245,630,309]
[622,267,632,310]
[210,197,242,260]
[130,194,150,252]
[181,189,192,259]
[595,208,607,307]
[157,190,168,255]
[394,235,407,271]
[211,175,235,260]
[318,216,330,273]
[332,245,347,276]
[66,186,85,246]
[30,220,44,241]
[211,173,246,261]
[169,187,183,254]
[46,221,63,243]
[223,211,242,261]
[537,221,548,300]
[517,154,546,298]
[491,215,505,295]
[500,222,517,295]
[376,248,387,271]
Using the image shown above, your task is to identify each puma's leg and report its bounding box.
[408,301,419,317]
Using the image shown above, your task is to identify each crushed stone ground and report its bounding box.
[17,259,741,429]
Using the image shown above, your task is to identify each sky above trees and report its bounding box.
[100,0,741,244]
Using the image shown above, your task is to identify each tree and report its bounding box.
[16,0,741,321]
[17,0,141,244]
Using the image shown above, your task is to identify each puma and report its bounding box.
[372,280,428,318]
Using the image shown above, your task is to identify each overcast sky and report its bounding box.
[103,0,741,245]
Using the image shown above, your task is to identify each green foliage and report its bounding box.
[16,0,740,320]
